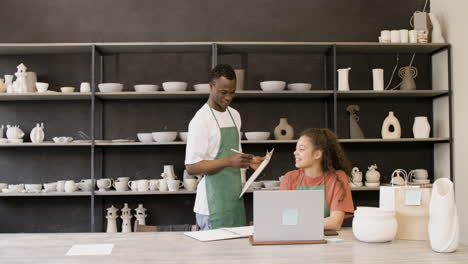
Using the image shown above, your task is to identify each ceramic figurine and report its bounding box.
[365,164,380,183]
[4,75,14,93]
[14,63,29,94]
[106,205,119,233]
[381,112,401,139]
[337,67,351,91]
[351,167,363,187]
[30,123,45,144]
[6,125,25,140]
[413,116,431,138]
[346,105,365,139]
[121,203,133,233]
[429,178,459,253]
[274,118,294,140]
[399,66,417,90]
[0,79,6,93]
[134,204,147,225]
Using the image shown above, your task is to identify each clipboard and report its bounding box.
[239,149,274,198]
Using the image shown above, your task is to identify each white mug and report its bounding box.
[183,169,194,180]
[399,29,409,43]
[78,179,94,192]
[64,181,78,193]
[80,82,91,93]
[57,180,66,192]
[149,179,159,191]
[43,182,57,192]
[158,179,168,191]
[409,169,429,180]
[390,30,401,43]
[116,177,130,182]
[380,30,391,43]
[409,30,418,43]
[137,180,149,192]
[128,180,139,192]
[97,178,113,191]
[113,181,129,192]
[168,179,183,192]
[0,183,8,191]
[183,178,198,191]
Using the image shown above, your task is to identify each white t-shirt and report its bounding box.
[185,104,242,215]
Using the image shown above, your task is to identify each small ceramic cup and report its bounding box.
[80,82,91,93]
[168,179,183,192]
[36,82,49,93]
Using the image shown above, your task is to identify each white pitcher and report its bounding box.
[337,67,351,91]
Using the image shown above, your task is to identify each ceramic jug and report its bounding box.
[6,125,25,139]
[274,118,294,140]
[337,67,351,91]
[381,112,401,139]
[30,123,45,144]
[163,165,176,180]
[413,116,431,138]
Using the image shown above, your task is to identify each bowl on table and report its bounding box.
[260,81,286,91]
[151,132,178,142]
[60,87,75,93]
[137,133,153,143]
[287,83,312,91]
[134,84,159,92]
[98,83,124,92]
[162,82,187,92]
[193,84,210,92]
[245,132,270,141]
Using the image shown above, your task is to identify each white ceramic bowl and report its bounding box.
[134,84,159,92]
[262,180,280,188]
[60,87,75,93]
[98,83,124,92]
[162,82,187,92]
[287,83,312,91]
[193,83,210,92]
[151,132,178,142]
[250,181,264,189]
[179,132,188,142]
[245,132,270,141]
[137,133,153,143]
[53,137,73,143]
[25,184,42,192]
[352,207,398,243]
[260,81,286,91]
[36,82,49,93]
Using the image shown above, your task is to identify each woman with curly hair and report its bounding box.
[280,128,354,231]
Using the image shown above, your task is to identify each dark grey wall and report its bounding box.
[1,0,426,42]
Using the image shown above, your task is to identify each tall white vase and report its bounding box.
[413,116,431,138]
[234,69,245,90]
[381,111,401,139]
[372,69,384,91]
[429,13,445,43]
[337,67,351,91]
[429,178,459,253]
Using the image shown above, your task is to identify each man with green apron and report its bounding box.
[185,64,263,230]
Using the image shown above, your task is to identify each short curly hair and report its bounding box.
[210,64,236,82]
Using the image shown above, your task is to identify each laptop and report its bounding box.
[253,190,324,242]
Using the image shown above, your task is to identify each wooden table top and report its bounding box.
[0,228,466,263]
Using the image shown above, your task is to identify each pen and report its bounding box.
[230,148,244,154]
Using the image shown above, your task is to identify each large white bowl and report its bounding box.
[134,84,159,92]
[245,132,270,141]
[352,207,398,243]
[262,180,280,188]
[260,81,286,91]
[287,83,312,91]
[137,133,153,143]
[193,83,210,92]
[98,83,124,92]
[162,82,187,92]
[179,132,188,142]
[152,132,178,142]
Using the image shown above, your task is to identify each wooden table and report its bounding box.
[0,228,466,263]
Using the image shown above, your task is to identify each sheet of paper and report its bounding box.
[66,244,114,256]
[239,149,274,198]
[222,226,254,236]
[184,229,239,242]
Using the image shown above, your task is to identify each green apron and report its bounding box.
[296,170,330,218]
[205,106,246,229]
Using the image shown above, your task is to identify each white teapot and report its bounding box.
[6,125,24,139]
[30,123,45,144]
[365,164,381,183]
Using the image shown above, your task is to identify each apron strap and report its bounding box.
[297,169,325,187]
[208,104,238,130]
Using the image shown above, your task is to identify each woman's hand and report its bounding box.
[250,156,266,170]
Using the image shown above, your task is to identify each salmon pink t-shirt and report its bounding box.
[280,169,355,217]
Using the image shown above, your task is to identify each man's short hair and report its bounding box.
[210,64,236,82]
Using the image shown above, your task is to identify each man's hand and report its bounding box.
[250,156,266,170]
[226,153,253,168]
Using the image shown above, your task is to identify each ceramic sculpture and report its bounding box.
[413,116,431,138]
[381,112,401,139]
[346,105,365,139]
[106,205,119,233]
[134,204,147,225]
[274,118,294,140]
[399,66,417,90]
[14,63,28,94]
[30,123,45,144]
[121,203,133,233]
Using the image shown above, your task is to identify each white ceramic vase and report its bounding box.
[30,123,45,143]
[429,13,445,43]
[234,69,245,91]
[352,207,398,243]
[274,118,294,140]
[429,178,459,253]
[337,67,351,91]
[381,111,401,139]
[372,69,384,91]
[413,116,431,138]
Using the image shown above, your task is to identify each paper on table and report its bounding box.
[184,226,253,242]
[66,244,114,256]
[239,149,274,198]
